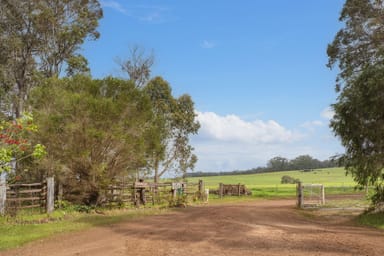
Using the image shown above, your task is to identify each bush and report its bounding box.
[371,185,384,208]
[281,175,300,184]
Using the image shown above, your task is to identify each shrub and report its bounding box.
[281,175,300,184]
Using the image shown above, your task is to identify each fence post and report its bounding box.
[321,185,325,205]
[297,182,303,208]
[172,183,177,200]
[0,174,6,215]
[219,183,224,199]
[198,180,204,200]
[46,177,54,214]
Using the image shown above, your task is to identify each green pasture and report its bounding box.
[187,167,356,188]
[187,167,360,198]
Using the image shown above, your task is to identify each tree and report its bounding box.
[143,77,200,183]
[0,0,102,117]
[289,155,321,170]
[117,45,155,88]
[0,113,46,174]
[267,156,289,171]
[331,65,384,189]
[327,0,384,91]
[30,76,153,204]
[281,175,300,184]
[328,0,384,204]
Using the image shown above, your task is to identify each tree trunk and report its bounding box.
[154,167,159,183]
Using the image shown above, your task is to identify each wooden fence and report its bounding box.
[217,183,251,198]
[104,180,206,206]
[1,178,205,215]
[0,177,54,215]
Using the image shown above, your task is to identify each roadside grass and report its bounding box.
[323,198,371,209]
[0,207,168,251]
[357,212,384,229]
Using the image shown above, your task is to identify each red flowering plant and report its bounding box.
[0,113,46,174]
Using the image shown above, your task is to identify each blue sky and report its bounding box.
[83,0,346,172]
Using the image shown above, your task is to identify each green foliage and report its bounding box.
[73,204,94,213]
[327,0,384,90]
[328,0,384,206]
[0,0,102,117]
[357,212,384,229]
[266,155,333,172]
[32,144,46,159]
[54,200,73,210]
[371,184,384,206]
[267,156,289,171]
[331,66,384,194]
[0,113,46,173]
[281,175,300,184]
[143,77,200,182]
[30,75,153,204]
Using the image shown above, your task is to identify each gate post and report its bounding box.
[219,183,224,199]
[297,182,303,208]
[198,180,204,200]
[46,177,54,214]
[321,185,325,205]
[0,174,6,215]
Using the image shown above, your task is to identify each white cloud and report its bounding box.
[196,111,300,144]
[200,40,216,49]
[300,120,324,130]
[191,111,342,172]
[321,107,335,120]
[100,0,128,14]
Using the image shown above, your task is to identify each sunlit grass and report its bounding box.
[187,167,359,198]
[187,167,356,189]
[357,212,384,229]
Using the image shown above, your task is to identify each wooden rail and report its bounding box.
[0,177,54,215]
[218,183,251,198]
[104,180,205,207]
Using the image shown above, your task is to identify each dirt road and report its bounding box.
[2,200,384,256]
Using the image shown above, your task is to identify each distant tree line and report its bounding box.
[186,155,338,177]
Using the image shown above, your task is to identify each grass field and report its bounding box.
[187,167,356,188]
[187,167,360,198]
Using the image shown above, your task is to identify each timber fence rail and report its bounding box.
[212,183,251,198]
[0,177,54,215]
[1,178,206,215]
[104,180,207,207]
